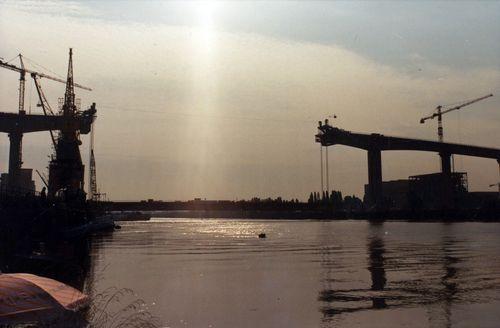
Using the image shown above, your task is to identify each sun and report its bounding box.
[195,1,218,29]
[192,1,220,49]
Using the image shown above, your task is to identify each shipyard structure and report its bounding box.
[0,49,96,198]
[0,49,112,263]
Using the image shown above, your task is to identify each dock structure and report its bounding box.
[315,121,500,207]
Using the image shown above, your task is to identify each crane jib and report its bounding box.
[0,59,92,91]
[420,93,493,123]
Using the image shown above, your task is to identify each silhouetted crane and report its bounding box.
[88,123,101,201]
[0,55,91,114]
[420,93,493,142]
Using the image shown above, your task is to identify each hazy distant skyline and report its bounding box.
[1,1,499,200]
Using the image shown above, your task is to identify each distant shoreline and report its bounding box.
[104,205,500,222]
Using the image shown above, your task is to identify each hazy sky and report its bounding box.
[1,1,499,201]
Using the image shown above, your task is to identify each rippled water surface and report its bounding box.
[87,219,500,327]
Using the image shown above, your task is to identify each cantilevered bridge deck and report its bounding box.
[315,123,500,206]
[316,125,500,159]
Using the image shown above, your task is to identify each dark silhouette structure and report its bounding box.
[0,49,96,196]
[316,121,500,208]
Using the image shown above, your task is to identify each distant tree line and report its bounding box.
[307,190,363,211]
[108,192,363,212]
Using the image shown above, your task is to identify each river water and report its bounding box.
[86,219,500,328]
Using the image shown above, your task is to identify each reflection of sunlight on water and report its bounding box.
[186,219,269,238]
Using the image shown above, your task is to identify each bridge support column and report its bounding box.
[367,149,382,207]
[497,160,500,199]
[7,131,23,192]
[440,152,451,176]
[439,152,453,209]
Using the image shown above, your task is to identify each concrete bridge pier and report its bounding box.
[367,149,382,206]
[439,152,453,208]
[440,152,451,176]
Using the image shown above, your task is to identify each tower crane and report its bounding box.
[0,56,92,92]
[420,93,493,142]
[0,55,91,121]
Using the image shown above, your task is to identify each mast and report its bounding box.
[63,48,75,116]
[48,48,88,197]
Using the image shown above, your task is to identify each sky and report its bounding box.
[0,1,499,201]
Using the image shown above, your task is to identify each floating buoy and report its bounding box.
[114,224,122,230]
[258,233,266,239]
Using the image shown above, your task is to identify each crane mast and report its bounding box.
[18,54,25,114]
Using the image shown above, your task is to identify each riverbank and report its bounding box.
[107,208,500,221]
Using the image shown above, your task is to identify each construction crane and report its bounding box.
[88,120,106,201]
[88,124,98,201]
[0,56,92,92]
[420,93,493,142]
[1,55,91,117]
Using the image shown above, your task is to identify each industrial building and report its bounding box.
[363,171,499,210]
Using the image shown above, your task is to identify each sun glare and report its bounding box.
[185,1,222,189]
[192,1,220,49]
[195,1,217,29]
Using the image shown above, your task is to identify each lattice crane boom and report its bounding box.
[32,75,57,147]
[0,57,92,91]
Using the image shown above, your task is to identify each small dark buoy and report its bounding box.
[114,224,122,230]
[258,233,266,239]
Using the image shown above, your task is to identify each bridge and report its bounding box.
[315,121,500,206]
